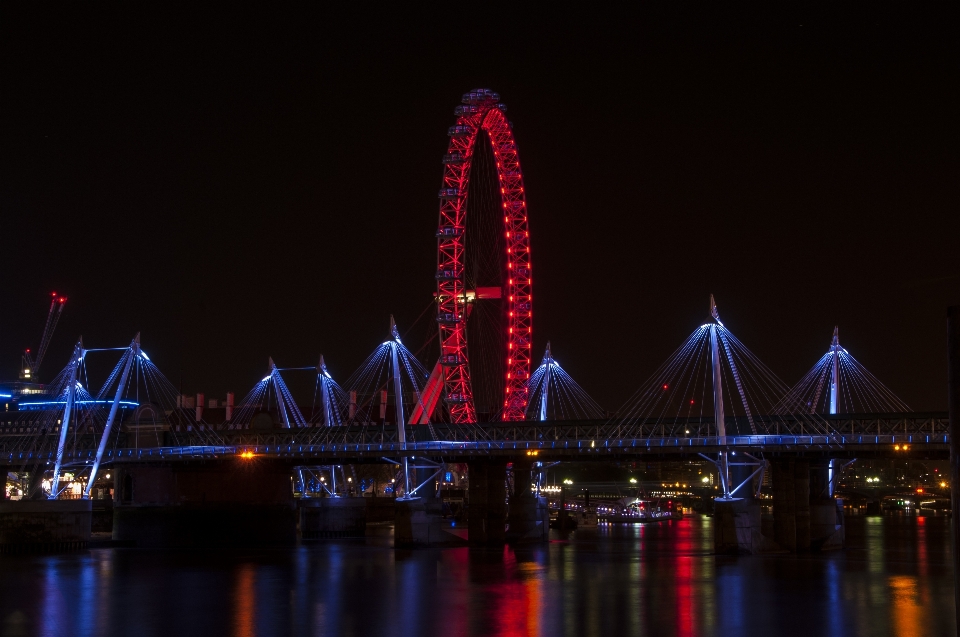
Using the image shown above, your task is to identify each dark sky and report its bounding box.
[2,6,957,411]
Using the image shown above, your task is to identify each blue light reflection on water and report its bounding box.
[0,515,955,637]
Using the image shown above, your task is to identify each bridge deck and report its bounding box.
[1,414,948,465]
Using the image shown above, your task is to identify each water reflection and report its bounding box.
[0,515,954,637]
[233,563,255,637]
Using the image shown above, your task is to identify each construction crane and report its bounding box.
[20,292,67,381]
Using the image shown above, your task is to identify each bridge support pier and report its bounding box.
[467,459,507,545]
[809,460,844,550]
[771,458,839,552]
[300,497,366,539]
[713,498,764,554]
[794,460,811,551]
[506,457,549,543]
[713,461,769,554]
[0,499,91,553]
[112,461,297,548]
[394,497,464,547]
[0,462,92,553]
[772,459,797,551]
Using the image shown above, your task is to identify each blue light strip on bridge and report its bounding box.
[18,399,140,409]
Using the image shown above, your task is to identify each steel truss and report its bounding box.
[4,414,946,464]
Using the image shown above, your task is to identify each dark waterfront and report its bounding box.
[0,514,953,637]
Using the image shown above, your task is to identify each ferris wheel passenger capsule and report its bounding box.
[436,226,464,238]
[435,268,463,281]
[438,188,464,199]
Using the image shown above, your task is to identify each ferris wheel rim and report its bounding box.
[435,89,532,423]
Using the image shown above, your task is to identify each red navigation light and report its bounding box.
[662,384,668,390]
[690,400,695,404]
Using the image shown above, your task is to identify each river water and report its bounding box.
[0,514,954,637]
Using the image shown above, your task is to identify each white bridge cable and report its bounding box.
[3,339,222,496]
[611,302,838,439]
[270,368,307,428]
[612,327,713,438]
[229,363,307,429]
[525,351,605,421]
[310,374,349,427]
[229,378,271,428]
[774,333,910,415]
[343,332,430,427]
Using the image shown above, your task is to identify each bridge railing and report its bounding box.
[178,413,951,448]
[0,413,948,463]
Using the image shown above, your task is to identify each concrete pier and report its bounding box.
[300,497,366,539]
[809,460,844,550]
[112,460,297,548]
[0,499,91,553]
[713,499,766,554]
[394,498,464,547]
[506,457,549,543]
[772,459,798,551]
[467,459,507,545]
[770,458,843,553]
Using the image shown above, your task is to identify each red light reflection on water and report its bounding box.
[464,546,545,637]
[673,521,697,637]
[233,563,256,637]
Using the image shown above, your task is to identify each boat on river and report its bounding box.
[600,499,681,523]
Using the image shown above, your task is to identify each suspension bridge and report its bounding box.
[0,89,948,554]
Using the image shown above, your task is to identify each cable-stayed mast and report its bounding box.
[343,316,432,499]
[613,296,832,499]
[312,355,349,427]
[526,342,604,421]
[830,327,840,414]
[231,358,307,428]
[777,326,910,414]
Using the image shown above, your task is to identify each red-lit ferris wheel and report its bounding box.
[434,89,532,424]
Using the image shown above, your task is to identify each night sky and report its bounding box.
[2,6,957,411]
